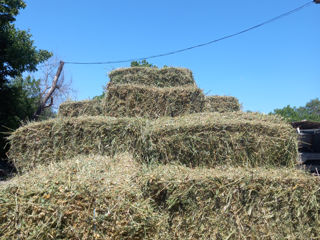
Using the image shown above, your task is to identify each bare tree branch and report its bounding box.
[33,61,64,120]
[44,96,53,109]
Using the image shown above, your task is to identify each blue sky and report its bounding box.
[15,0,319,113]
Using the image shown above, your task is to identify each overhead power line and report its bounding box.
[64,1,314,65]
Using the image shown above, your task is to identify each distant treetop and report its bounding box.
[130,60,157,68]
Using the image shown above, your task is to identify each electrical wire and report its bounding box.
[64,1,314,65]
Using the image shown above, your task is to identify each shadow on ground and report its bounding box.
[0,159,16,181]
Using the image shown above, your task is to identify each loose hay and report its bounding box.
[108,67,196,87]
[8,116,146,173]
[138,164,320,239]
[204,95,240,112]
[103,84,205,119]
[2,156,320,239]
[0,153,163,240]
[58,99,103,117]
[137,112,298,168]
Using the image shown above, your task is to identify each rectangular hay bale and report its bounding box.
[103,84,205,119]
[58,99,103,117]
[137,112,298,167]
[8,116,146,173]
[0,153,160,239]
[204,95,240,112]
[139,165,320,239]
[108,67,196,87]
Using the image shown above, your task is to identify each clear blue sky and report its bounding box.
[15,0,319,113]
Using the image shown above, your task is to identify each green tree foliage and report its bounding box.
[0,0,25,24]
[93,92,105,100]
[0,0,52,160]
[130,59,157,68]
[1,76,38,158]
[271,98,320,122]
[0,0,51,87]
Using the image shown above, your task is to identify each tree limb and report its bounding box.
[33,61,64,120]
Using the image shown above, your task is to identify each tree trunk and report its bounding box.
[33,61,64,120]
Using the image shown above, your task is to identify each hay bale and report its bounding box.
[108,67,196,87]
[204,95,240,112]
[103,84,205,119]
[8,116,146,173]
[2,154,319,239]
[137,112,298,168]
[0,153,162,239]
[58,99,103,117]
[139,164,320,239]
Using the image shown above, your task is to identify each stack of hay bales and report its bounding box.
[104,84,204,119]
[5,66,318,239]
[58,67,240,118]
[2,154,320,239]
[103,67,205,119]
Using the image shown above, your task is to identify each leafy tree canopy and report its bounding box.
[0,0,25,24]
[0,0,52,87]
[130,60,157,68]
[0,0,52,160]
[271,98,320,122]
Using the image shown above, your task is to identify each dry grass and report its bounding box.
[1,154,320,239]
[204,95,240,113]
[7,116,146,173]
[138,164,320,239]
[8,112,297,173]
[0,153,164,239]
[58,99,103,117]
[103,84,205,119]
[108,67,196,88]
[3,65,310,239]
[137,112,298,168]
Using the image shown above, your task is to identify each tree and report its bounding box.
[271,98,320,122]
[0,75,48,161]
[302,98,320,116]
[0,0,51,87]
[130,60,157,68]
[32,59,72,119]
[0,0,52,163]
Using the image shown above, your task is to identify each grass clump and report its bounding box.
[108,67,196,88]
[0,153,163,239]
[204,95,240,112]
[8,116,146,173]
[138,164,320,239]
[103,84,205,119]
[137,112,298,168]
[58,99,103,117]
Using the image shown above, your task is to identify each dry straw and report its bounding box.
[103,84,205,119]
[0,154,163,239]
[108,67,196,87]
[4,65,309,239]
[137,112,298,168]
[58,99,103,117]
[204,95,240,113]
[138,164,320,239]
[8,111,297,172]
[7,116,146,173]
[1,154,319,239]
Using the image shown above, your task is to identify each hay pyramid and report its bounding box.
[3,66,316,239]
[9,66,296,172]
